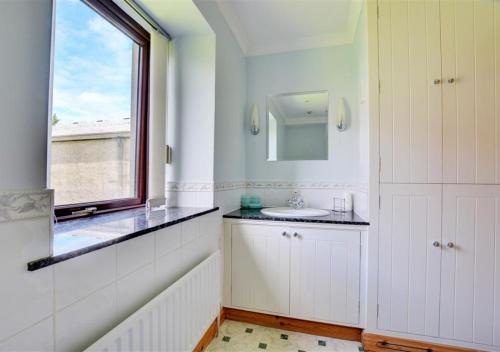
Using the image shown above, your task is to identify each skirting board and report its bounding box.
[223,307,362,342]
[362,333,482,352]
[193,318,219,352]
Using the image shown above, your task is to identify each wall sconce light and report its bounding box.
[336,97,348,132]
[250,104,260,135]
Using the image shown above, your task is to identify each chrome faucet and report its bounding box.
[287,191,305,209]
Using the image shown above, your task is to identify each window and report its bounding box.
[50,0,149,220]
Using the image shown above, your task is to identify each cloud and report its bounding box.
[53,88,131,122]
[52,0,135,122]
[87,16,133,54]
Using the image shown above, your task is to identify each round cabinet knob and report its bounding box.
[293,232,299,238]
[282,232,287,237]
[448,78,455,84]
[432,241,441,248]
[432,79,441,85]
[447,242,455,248]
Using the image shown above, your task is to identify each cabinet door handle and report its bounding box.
[432,79,441,85]
[447,242,455,248]
[293,232,299,238]
[282,231,287,237]
[448,78,455,84]
[432,241,440,248]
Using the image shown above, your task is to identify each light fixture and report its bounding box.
[250,104,260,135]
[336,97,348,131]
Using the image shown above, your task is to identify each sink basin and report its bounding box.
[260,207,330,218]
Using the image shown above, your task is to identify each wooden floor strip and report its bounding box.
[193,318,219,352]
[362,333,482,352]
[223,307,362,342]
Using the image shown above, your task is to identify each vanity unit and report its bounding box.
[222,209,369,328]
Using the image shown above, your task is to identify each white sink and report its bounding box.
[260,207,330,218]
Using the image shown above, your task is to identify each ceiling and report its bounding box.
[215,0,363,56]
[135,0,213,37]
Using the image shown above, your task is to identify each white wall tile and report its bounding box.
[196,191,214,207]
[0,317,53,352]
[0,218,53,341]
[55,284,117,352]
[214,188,244,214]
[175,191,198,207]
[116,263,156,322]
[181,239,208,275]
[155,224,181,258]
[181,218,199,245]
[117,235,154,278]
[55,246,116,310]
[155,248,183,292]
[199,210,221,239]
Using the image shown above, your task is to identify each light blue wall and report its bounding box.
[195,2,368,186]
[195,1,247,184]
[167,35,216,184]
[245,45,361,183]
[0,0,52,189]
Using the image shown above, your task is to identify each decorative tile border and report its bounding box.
[166,181,246,192]
[166,182,215,192]
[165,181,368,193]
[0,189,53,223]
[246,181,368,193]
[215,181,246,191]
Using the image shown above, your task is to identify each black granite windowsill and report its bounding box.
[27,207,219,271]
[223,208,369,226]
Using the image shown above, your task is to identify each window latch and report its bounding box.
[71,207,97,216]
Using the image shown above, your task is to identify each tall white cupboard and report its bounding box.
[377,0,500,349]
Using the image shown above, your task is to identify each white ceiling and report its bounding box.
[135,0,213,37]
[215,0,363,56]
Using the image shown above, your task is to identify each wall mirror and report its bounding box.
[267,91,329,161]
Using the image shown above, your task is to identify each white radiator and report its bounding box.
[85,251,221,352]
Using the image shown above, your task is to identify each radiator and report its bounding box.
[85,251,221,352]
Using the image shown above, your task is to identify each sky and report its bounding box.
[52,0,134,123]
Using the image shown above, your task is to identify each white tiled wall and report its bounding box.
[214,187,246,214]
[166,190,215,208]
[0,210,222,352]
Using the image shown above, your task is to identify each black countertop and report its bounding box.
[223,208,369,226]
[27,207,219,271]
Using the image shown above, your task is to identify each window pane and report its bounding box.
[51,0,139,206]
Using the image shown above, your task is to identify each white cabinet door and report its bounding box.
[440,185,500,346]
[441,0,500,184]
[378,0,442,184]
[231,224,290,315]
[378,184,442,336]
[290,227,360,325]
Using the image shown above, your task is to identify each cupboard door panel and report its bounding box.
[231,224,290,315]
[290,228,360,325]
[379,0,442,184]
[378,184,442,337]
[441,185,500,346]
[442,0,498,184]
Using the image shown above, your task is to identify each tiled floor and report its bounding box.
[206,320,363,352]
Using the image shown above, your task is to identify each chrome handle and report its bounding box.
[448,78,455,84]
[432,79,441,85]
[282,231,287,237]
[447,242,454,248]
[432,241,440,248]
[293,232,299,238]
